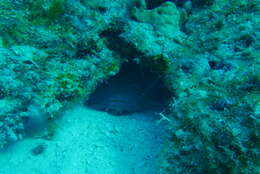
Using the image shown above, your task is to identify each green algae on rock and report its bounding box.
[0,0,259,173]
[132,1,180,36]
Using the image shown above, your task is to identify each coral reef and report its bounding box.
[158,0,260,173]
[0,0,122,148]
[0,0,259,173]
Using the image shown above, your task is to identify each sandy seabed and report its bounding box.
[0,106,169,174]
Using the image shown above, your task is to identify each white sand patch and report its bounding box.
[0,106,169,174]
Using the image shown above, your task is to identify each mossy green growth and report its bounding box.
[54,71,86,101]
[0,37,3,47]
[145,53,173,74]
[151,55,170,72]
[27,0,66,25]
[47,0,66,21]
[104,60,121,76]
[0,0,28,46]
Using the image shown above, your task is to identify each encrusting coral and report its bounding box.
[0,0,259,173]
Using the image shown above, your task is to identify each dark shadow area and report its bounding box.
[86,61,171,116]
[192,0,215,8]
[99,27,142,60]
[22,112,49,137]
[145,0,172,9]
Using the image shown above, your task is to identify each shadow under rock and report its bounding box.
[86,61,172,116]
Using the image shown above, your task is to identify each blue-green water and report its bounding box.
[0,0,259,173]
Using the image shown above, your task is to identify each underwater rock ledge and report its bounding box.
[0,0,259,173]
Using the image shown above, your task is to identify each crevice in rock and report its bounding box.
[86,61,171,115]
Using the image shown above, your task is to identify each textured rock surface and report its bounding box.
[132,1,180,36]
[0,0,259,173]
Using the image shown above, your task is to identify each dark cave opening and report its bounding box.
[86,61,172,116]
